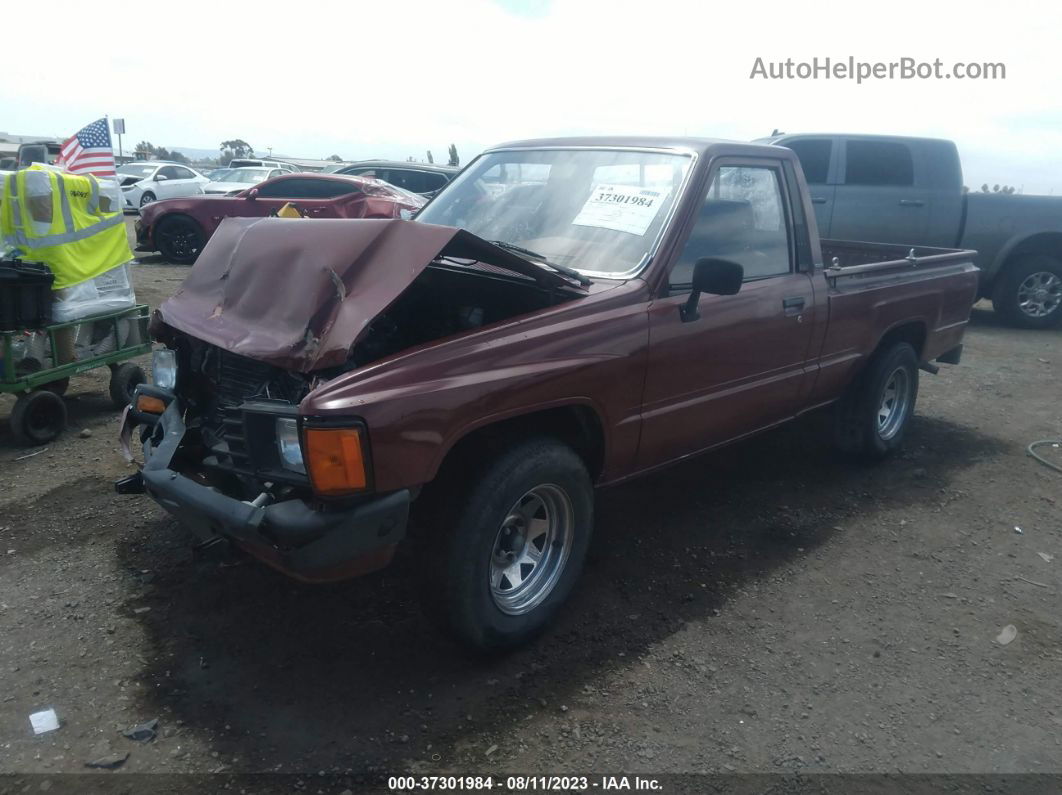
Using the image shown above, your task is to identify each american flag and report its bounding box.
[55,118,116,177]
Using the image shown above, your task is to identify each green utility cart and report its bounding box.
[1,304,151,445]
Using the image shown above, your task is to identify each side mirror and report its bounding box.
[154,174,168,182]
[247,188,259,200]
[680,258,744,322]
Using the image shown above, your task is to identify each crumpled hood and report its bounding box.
[154,217,583,372]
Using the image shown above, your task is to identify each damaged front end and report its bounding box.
[117,341,409,582]
[116,217,586,581]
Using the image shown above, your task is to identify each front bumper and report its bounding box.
[119,392,409,582]
[133,219,153,251]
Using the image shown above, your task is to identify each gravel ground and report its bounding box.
[2,219,1061,787]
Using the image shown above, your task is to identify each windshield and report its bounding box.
[416,148,692,277]
[220,168,272,183]
[118,164,156,178]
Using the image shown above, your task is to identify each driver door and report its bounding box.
[154,166,182,199]
[637,159,817,470]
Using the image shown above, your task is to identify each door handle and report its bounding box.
[810,197,827,204]
[898,199,925,207]
[783,296,805,316]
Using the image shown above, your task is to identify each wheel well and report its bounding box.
[435,405,606,484]
[995,233,1062,284]
[876,322,926,361]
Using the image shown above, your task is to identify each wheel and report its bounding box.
[422,438,594,651]
[154,215,206,264]
[109,363,146,409]
[834,342,919,461]
[139,191,156,208]
[10,389,67,446]
[991,254,1062,329]
[42,377,69,396]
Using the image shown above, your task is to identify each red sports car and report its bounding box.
[135,173,425,264]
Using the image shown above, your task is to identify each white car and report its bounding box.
[227,159,298,173]
[202,167,285,195]
[118,162,209,211]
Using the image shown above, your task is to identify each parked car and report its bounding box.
[334,160,458,195]
[764,133,1062,328]
[135,173,424,263]
[201,167,286,195]
[204,167,234,181]
[117,162,209,210]
[228,158,298,173]
[119,136,978,650]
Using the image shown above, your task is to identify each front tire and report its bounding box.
[991,254,1062,329]
[423,438,594,651]
[155,215,206,265]
[834,342,919,461]
[139,191,156,208]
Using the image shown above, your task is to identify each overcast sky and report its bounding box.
[5,0,1060,193]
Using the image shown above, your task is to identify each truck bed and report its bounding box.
[807,239,980,407]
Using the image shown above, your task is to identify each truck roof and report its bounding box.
[487,135,788,160]
[760,132,955,145]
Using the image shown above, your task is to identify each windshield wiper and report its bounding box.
[488,240,592,286]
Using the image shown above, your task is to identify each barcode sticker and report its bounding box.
[572,184,670,236]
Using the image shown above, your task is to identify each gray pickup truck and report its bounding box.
[761,133,1062,329]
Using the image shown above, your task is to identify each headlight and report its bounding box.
[276,418,305,473]
[151,349,177,390]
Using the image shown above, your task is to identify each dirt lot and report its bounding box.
[2,218,1062,787]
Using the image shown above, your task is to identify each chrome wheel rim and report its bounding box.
[877,367,911,440]
[140,193,153,207]
[1017,271,1062,318]
[489,484,573,616]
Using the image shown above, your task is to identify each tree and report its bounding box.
[981,183,1017,195]
[219,139,254,165]
[327,154,343,162]
[447,144,459,167]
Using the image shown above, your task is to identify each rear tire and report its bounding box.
[421,438,594,652]
[834,342,919,461]
[109,363,145,410]
[10,390,67,446]
[155,215,206,265]
[991,254,1062,329]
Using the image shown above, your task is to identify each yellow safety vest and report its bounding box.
[0,165,133,289]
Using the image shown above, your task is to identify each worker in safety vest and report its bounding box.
[0,165,133,289]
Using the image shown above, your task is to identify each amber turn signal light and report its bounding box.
[136,394,167,414]
[303,427,368,495]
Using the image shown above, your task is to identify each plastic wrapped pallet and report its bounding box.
[51,260,136,323]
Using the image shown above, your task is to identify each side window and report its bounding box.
[422,172,449,192]
[784,139,831,185]
[172,166,195,180]
[670,165,791,288]
[158,166,180,180]
[844,140,913,186]
[386,170,428,194]
[256,178,359,199]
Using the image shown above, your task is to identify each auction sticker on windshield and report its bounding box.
[572,184,670,236]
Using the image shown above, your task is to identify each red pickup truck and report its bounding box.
[117,137,979,650]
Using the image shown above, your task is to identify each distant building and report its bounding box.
[267,155,347,173]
